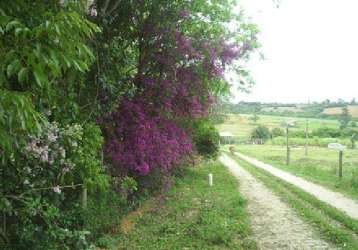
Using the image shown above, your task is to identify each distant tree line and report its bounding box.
[220,99,358,121]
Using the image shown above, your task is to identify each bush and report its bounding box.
[311,127,341,138]
[192,119,220,159]
[290,130,306,138]
[271,127,284,138]
[1,122,108,249]
[341,128,358,137]
[251,125,271,142]
[351,168,358,188]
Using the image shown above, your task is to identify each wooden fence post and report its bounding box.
[338,151,343,178]
[286,146,290,165]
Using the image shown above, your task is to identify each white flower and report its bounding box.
[90,8,97,17]
[59,147,66,158]
[63,165,71,173]
[24,179,30,185]
[47,132,57,142]
[53,186,61,194]
[40,150,49,163]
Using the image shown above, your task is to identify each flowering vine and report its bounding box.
[100,9,252,176]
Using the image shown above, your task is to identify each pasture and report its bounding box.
[216,113,339,140]
[323,105,358,118]
[230,144,358,200]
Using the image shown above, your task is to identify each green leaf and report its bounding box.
[5,20,21,32]
[81,44,95,60]
[73,60,85,73]
[6,59,21,78]
[33,65,47,88]
[14,27,22,36]
[6,64,14,77]
[18,67,28,83]
[54,24,61,35]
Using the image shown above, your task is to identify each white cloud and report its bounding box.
[229,0,358,103]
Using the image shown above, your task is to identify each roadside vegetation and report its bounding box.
[0,1,258,249]
[101,161,256,250]
[228,153,358,249]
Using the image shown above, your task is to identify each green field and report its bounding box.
[323,105,358,118]
[216,113,339,140]
[230,145,358,200]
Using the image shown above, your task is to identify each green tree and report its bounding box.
[251,125,271,143]
[351,133,357,149]
[249,112,260,123]
[339,106,352,129]
[272,127,285,137]
[0,1,100,157]
[249,106,261,124]
[192,119,220,158]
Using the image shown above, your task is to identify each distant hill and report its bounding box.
[322,105,358,118]
[220,101,358,120]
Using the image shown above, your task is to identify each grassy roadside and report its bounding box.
[231,145,358,200]
[228,152,358,249]
[100,161,256,250]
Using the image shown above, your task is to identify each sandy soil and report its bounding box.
[220,154,334,250]
[234,152,358,220]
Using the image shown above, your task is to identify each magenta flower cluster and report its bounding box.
[101,12,245,175]
[101,97,192,175]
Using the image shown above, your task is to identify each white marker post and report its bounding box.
[328,143,345,178]
[208,173,213,187]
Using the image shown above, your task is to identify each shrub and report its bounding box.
[251,125,271,142]
[192,119,220,159]
[341,128,358,138]
[271,127,285,138]
[1,122,107,249]
[290,130,306,138]
[311,127,341,138]
[351,168,358,188]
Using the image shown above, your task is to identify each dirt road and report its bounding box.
[234,152,358,220]
[220,154,334,250]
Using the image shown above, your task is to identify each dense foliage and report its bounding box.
[192,119,220,158]
[271,127,285,137]
[251,125,272,142]
[0,0,258,249]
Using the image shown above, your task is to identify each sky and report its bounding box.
[229,0,358,104]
